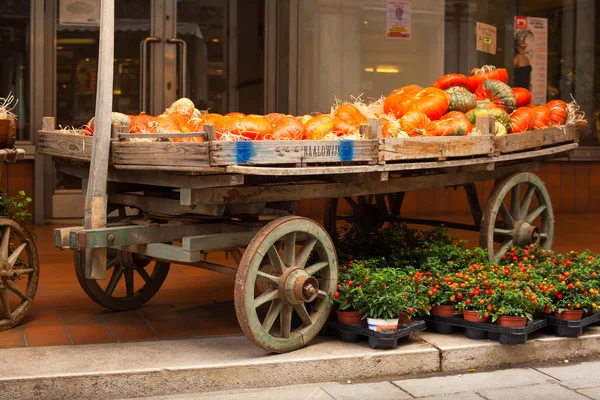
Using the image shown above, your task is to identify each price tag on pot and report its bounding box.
[476,22,497,55]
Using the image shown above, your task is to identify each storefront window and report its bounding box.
[298,0,598,147]
[0,1,31,142]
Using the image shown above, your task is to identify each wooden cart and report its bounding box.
[0,148,40,332]
[39,115,578,352]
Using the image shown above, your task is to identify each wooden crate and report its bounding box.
[379,136,495,162]
[209,139,379,166]
[112,141,210,167]
[37,131,94,162]
[494,125,578,154]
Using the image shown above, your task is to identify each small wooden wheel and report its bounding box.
[481,172,554,262]
[324,193,404,237]
[234,216,338,353]
[0,218,39,331]
[74,249,170,311]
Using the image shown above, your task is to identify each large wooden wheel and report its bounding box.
[324,193,404,237]
[0,218,39,331]
[74,249,170,311]
[234,216,338,353]
[481,172,554,262]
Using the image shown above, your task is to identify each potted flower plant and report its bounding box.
[331,259,375,325]
[488,288,539,327]
[360,268,404,332]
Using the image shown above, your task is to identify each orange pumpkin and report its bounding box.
[433,74,469,90]
[128,112,156,133]
[187,113,224,141]
[383,85,422,118]
[333,104,367,136]
[225,112,246,118]
[546,100,568,125]
[399,111,437,137]
[531,106,551,130]
[398,88,450,121]
[510,107,534,133]
[303,114,335,140]
[466,65,509,92]
[268,116,304,140]
[434,111,473,136]
[217,115,273,140]
[512,88,532,108]
[266,113,286,124]
[381,117,402,138]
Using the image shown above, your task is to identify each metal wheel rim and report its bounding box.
[0,218,39,331]
[234,216,338,353]
[481,172,554,262]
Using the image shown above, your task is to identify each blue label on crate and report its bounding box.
[339,140,354,162]
[235,141,255,164]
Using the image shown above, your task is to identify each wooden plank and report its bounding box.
[210,139,378,166]
[182,230,260,252]
[590,163,600,212]
[190,162,538,206]
[112,141,210,167]
[380,136,495,162]
[494,125,577,154]
[37,131,94,161]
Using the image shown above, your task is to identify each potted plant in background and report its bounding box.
[489,288,539,327]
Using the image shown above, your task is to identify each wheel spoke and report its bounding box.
[257,270,280,285]
[296,238,317,269]
[267,245,286,273]
[317,290,328,299]
[253,289,279,309]
[294,304,313,326]
[0,289,11,319]
[539,233,548,239]
[520,185,536,220]
[283,232,296,266]
[105,266,124,296]
[0,227,10,260]
[305,261,328,276]
[107,259,118,270]
[375,195,389,216]
[124,269,134,297]
[135,267,152,283]
[510,185,520,220]
[498,203,515,228]
[280,305,292,338]
[343,197,359,212]
[13,268,34,276]
[262,299,282,332]
[526,205,546,223]
[8,282,29,301]
[495,239,513,260]
[7,243,27,267]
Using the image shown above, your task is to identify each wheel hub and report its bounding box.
[278,266,320,305]
[0,260,16,284]
[513,220,540,246]
[116,251,151,269]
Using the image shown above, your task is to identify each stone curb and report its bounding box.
[1,326,599,400]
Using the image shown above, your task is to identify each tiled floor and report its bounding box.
[1,213,599,349]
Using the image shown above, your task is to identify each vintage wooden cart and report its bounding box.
[36,1,579,352]
[38,115,578,352]
[0,147,39,332]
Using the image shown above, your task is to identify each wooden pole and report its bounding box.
[84,0,115,280]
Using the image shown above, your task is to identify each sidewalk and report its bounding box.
[124,360,600,400]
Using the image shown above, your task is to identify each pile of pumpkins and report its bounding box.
[84,64,569,142]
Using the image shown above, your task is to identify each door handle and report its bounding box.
[167,38,187,99]
[139,37,161,112]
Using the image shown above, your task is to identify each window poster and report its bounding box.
[476,22,497,55]
[59,0,101,27]
[386,0,412,40]
[514,16,548,105]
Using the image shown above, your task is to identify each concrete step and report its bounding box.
[1,326,600,400]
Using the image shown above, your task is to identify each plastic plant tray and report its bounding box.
[326,319,426,350]
[423,315,548,345]
[545,312,600,338]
